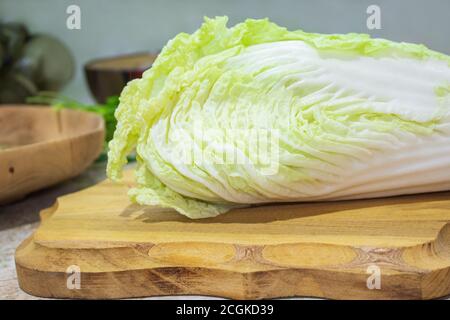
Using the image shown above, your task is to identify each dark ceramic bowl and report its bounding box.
[84,52,158,103]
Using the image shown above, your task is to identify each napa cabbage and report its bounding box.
[107,17,450,219]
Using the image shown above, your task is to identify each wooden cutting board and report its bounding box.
[15,170,450,299]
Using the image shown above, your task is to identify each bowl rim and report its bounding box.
[0,105,105,153]
[84,51,159,73]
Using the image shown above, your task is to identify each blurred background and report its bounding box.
[1,0,450,103]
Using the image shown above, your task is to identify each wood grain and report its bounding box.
[15,170,450,299]
[0,106,104,204]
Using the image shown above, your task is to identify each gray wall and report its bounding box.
[1,0,449,102]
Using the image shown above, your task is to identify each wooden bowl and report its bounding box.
[0,106,104,204]
[84,52,157,103]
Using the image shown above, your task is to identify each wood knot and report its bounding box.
[233,245,265,263]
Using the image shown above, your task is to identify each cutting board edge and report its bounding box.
[14,222,450,300]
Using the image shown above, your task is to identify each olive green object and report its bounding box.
[14,35,74,91]
[0,43,4,68]
[0,72,37,103]
[0,23,28,63]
